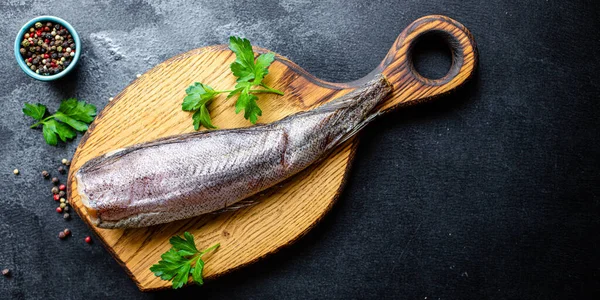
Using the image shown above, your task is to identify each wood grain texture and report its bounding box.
[67,15,477,291]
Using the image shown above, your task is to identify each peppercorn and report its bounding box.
[58,191,65,197]
[52,187,59,194]
[13,169,19,175]
[56,207,62,213]
[63,206,69,212]
[63,228,71,236]
[58,231,66,239]
[59,184,66,191]
[60,203,66,209]
[42,170,49,178]
[52,177,59,184]
[63,213,70,220]
[53,194,60,201]
[2,269,9,277]
[85,236,92,244]
[58,166,65,174]
[34,22,42,29]
[20,48,26,55]
[60,198,66,203]
[21,40,30,47]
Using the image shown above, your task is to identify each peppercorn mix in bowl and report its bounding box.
[14,16,80,81]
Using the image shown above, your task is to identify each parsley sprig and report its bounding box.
[182,36,284,130]
[23,98,97,146]
[150,232,220,289]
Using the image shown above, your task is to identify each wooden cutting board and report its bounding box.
[67,15,477,291]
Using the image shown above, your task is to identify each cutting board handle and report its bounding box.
[374,15,478,112]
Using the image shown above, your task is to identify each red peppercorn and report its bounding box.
[27,57,32,63]
[56,207,62,213]
[53,194,60,201]
[85,236,92,244]
[44,26,50,32]
[43,54,49,59]
[44,39,49,44]
[59,184,66,191]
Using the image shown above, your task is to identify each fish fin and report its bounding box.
[328,111,382,148]
[211,198,259,214]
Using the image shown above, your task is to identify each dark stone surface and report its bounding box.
[1,0,599,299]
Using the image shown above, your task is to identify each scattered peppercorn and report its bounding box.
[59,184,66,191]
[13,169,19,175]
[53,194,60,201]
[63,206,69,212]
[42,170,49,178]
[58,166,65,174]
[52,187,59,194]
[56,207,62,213]
[2,269,9,277]
[85,236,92,244]
[63,213,70,220]
[52,177,59,184]
[18,21,75,76]
[60,198,66,203]
[63,228,71,236]
[60,203,66,209]
[58,191,66,197]
[58,231,66,239]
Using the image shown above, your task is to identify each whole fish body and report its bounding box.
[76,75,392,228]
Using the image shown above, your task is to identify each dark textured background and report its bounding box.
[1,0,599,299]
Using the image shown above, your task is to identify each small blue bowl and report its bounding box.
[14,16,81,81]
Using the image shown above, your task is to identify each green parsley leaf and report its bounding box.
[57,98,97,123]
[42,122,58,146]
[229,36,256,82]
[253,52,275,84]
[150,232,219,289]
[182,83,217,111]
[53,112,89,132]
[22,103,46,120]
[23,98,97,146]
[192,105,215,130]
[235,88,261,124]
[182,36,283,129]
[191,257,205,285]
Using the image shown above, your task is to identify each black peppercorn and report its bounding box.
[52,177,59,184]
[63,213,70,220]
[58,166,65,174]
